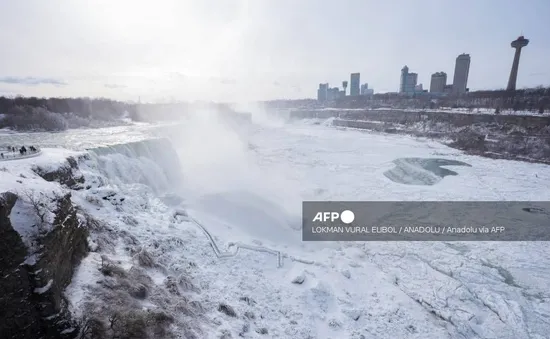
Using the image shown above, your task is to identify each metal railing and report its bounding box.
[185,215,315,268]
[0,146,41,161]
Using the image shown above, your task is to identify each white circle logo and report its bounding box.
[340,210,355,224]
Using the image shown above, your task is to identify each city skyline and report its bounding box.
[319,41,534,99]
[0,0,549,102]
[318,52,468,100]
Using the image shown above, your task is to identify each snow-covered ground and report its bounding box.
[316,107,549,116]
[0,148,84,257]
[0,120,180,150]
[2,113,550,338]
[402,107,548,116]
[0,147,82,193]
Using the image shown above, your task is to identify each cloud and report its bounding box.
[208,77,237,85]
[220,78,237,85]
[0,76,68,86]
[104,83,127,89]
[169,72,188,81]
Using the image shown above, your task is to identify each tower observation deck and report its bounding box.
[506,36,529,91]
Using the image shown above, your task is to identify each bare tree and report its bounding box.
[77,316,106,339]
[20,189,62,231]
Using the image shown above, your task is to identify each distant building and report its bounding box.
[443,84,453,94]
[327,87,342,101]
[399,66,409,93]
[452,54,470,94]
[317,83,328,101]
[404,73,418,94]
[326,87,334,101]
[350,73,360,96]
[430,72,447,93]
[399,66,418,94]
[361,84,374,96]
[415,84,423,91]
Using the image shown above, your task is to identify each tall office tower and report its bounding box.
[506,36,529,91]
[400,66,409,93]
[327,87,340,101]
[317,83,328,101]
[350,73,360,96]
[430,72,447,93]
[405,73,418,93]
[452,54,471,94]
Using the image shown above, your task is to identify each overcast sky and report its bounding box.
[0,0,549,102]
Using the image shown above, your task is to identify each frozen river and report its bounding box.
[3,116,550,338]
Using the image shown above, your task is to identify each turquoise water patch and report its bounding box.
[384,158,472,185]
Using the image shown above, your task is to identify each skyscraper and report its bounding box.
[360,83,373,95]
[452,54,470,94]
[400,66,409,93]
[317,83,328,101]
[400,66,418,94]
[405,73,418,93]
[430,72,447,93]
[350,73,360,96]
[327,87,341,101]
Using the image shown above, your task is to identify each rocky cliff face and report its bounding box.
[0,189,89,339]
[296,109,550,164]
[292,109,550,131]
[0,191,41,338]
[32,155,88,190]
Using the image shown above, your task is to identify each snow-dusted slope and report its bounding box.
[2,117,549,338]
[0,148,84,249]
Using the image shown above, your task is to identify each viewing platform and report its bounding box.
[0,146,42,161]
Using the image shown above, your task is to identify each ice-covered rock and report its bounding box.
[292,274,306,284]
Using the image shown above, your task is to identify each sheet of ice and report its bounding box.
[174,121,550,338]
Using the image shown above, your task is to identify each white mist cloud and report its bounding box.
[165,108,302,223]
